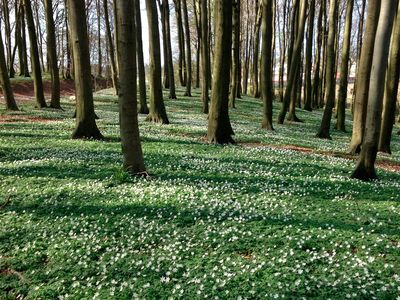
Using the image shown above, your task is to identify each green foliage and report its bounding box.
[0,88,399,299]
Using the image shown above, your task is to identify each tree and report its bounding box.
[134,0,150,112]
[182,0,192,96]
[173,0,187,86]
[67,0,103,139]
[115,0,146,174]
[260,0,274,130]
[277,0,307,124]
[351,0,397,181]
[145,0,170,124]
[336,0,354,132]
[207,0,234,144]
[316,0,338,139]
[348,0,381,154]
[24,0,47,108]
[44,0,61,109]
[304,0,315,111]
[229,0,241,108]
[0,30,18,111]
[200,0,210,113]
[378,0,400,154]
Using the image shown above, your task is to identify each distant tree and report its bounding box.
[200,0,210,113]
[352,0,397,181]
[316,0,339,139]
[67,0,103,139]
[207,0,234,144]
[0,30,18,111]
[145,0,170,124]
[348,0,381,154]
[44,0,61,109]
[182,0,192,96]
[24,0,47,108]
[173,0,187,86]
[115,0,146,174]
[378,1,400,154]
[16,1,29,77]
[260,0,274,130]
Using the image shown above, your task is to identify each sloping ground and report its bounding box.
[0,88,400,299]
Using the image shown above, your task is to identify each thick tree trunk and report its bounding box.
[378,1,400,154]
[64,0,73,80]
[115,0,146,174]
[261,0,274,130]
[348,0,381,154]
[160,0,170,88]
[316,0,339,139]
[277,0,307,124]
[67,0,103,140]
[24,0,47,108]
[207,0,234,144]
[145,0,169,124]
[182,0,192,96]
[352,0,397,181]
[103,0,119,95]
[304,0,315,111]
[44,0,61,109]
[200,0,210,114]
[134,0,149,113]
[0,30,18,110]
[336,0,354,132]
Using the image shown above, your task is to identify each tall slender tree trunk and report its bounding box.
[134,0,149,113]
[182,0,192,96]
[261,0,274,130]
[378,1,400,154]
[67,0,103,140]
[115,0,146,174]
[352,0,397,181]
[145,0,169,124]
[304,0,315,111]
[174,0,187,87]
[64,0,72,80]
[44,0,61,109]
[160,0,170,88]
[316,0,339,139]
[103,0,119,95]
[207,0,234,144]
[201,0,210,114]
[229,0,240,108]
[24,0,47,108]
[348,0,381,154]
[96,0,102,77]
[0,30,18,110]
[336,0,354,132]
[253,0,262,98]
[312,0,324,109]
[277,0,307,124]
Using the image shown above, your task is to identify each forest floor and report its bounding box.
[1,86,400,299]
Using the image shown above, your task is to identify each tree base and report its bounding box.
[348,142,362,155]
[207,134,235,145]
[351,162,378,181]
[316,130,332,140]
[378,144,392,155]
[49,103,63,110]
[262,119,274,131]
[287,113,303,123]
[277,112,286,124]
[72,123,104,140]
[145,113,170,124]
[139,106,149,115]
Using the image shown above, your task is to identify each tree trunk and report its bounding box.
[64,0,73,80]
[229,0,240,108]
[207,0,234,144]
[304,0,315,111]
[67,0,103,139]
[160,0,170,88]
[174,0,187,86]
[44,0,61,109]
[316,0,339,139]
[336,0,354,132]
[145,0,170,124]
[261,0,274,130]
[277,0,307,124]
[24,0,47,108]
[96,0,102,77]
[200,0,210,114]
[182,0,192,96]
[378,1,400,154]
[103,0,119,95]
[0,30,18,110]
[115,0,146,174]
[312,0,324,109]
[352,0,397,181]
[134,0,149,113]
[348,0,381,154]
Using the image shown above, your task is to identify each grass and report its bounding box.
[1,87,400,299]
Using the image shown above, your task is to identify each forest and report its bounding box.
[0,0,399,299]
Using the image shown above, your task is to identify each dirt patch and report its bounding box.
[0,115,58,124]
[240,142,400,174]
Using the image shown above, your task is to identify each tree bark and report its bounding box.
[67,0,103,139]
[0,30,18,110]
[207,0,234,144]
[352,0,397,181]
[115,0,146,174]
[145,0,170,124]
[348,0,381,154]
[378,1,400,154]
[200,0,210,114]
[182,0,192,96]
[44,0,61,109]
[304,0,315,111]
[229,0,240,108]
[174,0,187,86]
